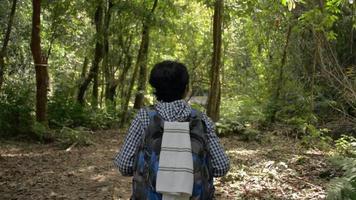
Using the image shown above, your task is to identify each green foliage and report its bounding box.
[220,96,265,124]
[48,95,119,129]
[56,127,93,147]
[216,118,245,136]
[335,135,356,156]
[32,121,48,142]
[0,84,34,137]
[327,157,356,200]
[300,124,333,150]
[0,0,354,144]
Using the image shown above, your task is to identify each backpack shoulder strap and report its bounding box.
[190,108,203,120]
[145,106,157,120]
[144,106,164,130]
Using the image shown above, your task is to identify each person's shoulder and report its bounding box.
[136,107,151,118]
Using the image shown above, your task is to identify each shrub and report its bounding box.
[0,84,34,137]
[335,135,356,156]
[56,127,93,147]
[300,124,332,150]
[216,118,245,136]
[48,95,120,129]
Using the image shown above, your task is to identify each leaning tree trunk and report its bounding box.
[77,3,104,105]
[31,0,49,125]
[207,0,224,122]
[0,0,18,90]
[133,0,159,109]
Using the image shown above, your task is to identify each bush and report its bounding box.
[300,124,332,150]
[56,127,93,147]
[216,118,245,136]
[220,95,265,124]
[0,84,34,137]
[48,95,120,129]
[335,135,356,156]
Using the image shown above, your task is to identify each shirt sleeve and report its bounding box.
[202,113,230,177]
[114,110,145,176]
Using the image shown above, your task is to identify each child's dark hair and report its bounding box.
[149,60,189,102]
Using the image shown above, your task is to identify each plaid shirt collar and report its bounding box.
[154,99,192,122]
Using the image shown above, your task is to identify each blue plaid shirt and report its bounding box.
[114,100,230,177]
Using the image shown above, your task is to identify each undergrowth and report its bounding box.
[327,135,356,200]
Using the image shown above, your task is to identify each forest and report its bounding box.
[0,0,355,199]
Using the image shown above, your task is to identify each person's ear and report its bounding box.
[184,83,191,99]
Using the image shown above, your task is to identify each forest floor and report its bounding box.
[0,130,337,200]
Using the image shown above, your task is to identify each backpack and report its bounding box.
[131,107,214,200]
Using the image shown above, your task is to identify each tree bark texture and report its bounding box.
[92,3,105,108]
[0,0,18,89]
[80,57,89,80]
[207,0,224,122]
[31,0,49,124]
[103,0,115,102]
[77,3,104,105]
[133,0,159,109]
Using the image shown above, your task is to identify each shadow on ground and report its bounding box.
[0,131,334,199]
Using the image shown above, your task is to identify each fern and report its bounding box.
[327,157,356,200]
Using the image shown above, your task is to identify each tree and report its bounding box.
[0,0,17,90]
[103,0,114,102]
[31,0,49,124]
[268,25,292,123]
[207,0,224,122]
[77,2,104,106]
[133,0,159,109]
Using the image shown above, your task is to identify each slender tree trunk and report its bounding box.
[80,57,89,80]
[92,3,105,108]
[120,60,139,127]
[133,0,159,109]
[103,0,114,102]
[350,3,354,57]
[207,0,224,122]
[107,54,132,102]
[0,0,18,89]
[269,25,292,123]
[100,68,105,108]
[77,3,104,105]
[31,0,49,125]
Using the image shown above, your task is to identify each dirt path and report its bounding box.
[0,130,334,199]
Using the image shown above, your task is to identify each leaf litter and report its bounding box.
[0,131,336,199]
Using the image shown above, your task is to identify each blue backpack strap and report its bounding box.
[191,109,203,119]
[191,109,197,118]
[145,106,157,120]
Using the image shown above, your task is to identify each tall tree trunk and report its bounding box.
[31,0,49,125]
[0,0,18,90]
[77,3,104,105]
[133,0,159,109]
[269,25,292,123]
[92,3,104,109]
[103,0,114,102]
[207,0,224,122]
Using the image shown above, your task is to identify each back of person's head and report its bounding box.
[149,60,189,102]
